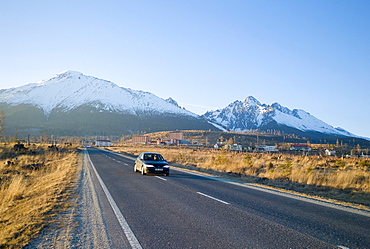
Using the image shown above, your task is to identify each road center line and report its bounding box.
[197,192,230,205]
[86,150,142,249]
[155,176,167,181]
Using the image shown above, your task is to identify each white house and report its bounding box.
[258,145,278,152]
[325,149,336,156]
[96,140,112,147]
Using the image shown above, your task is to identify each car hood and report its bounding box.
[143,160,169,167]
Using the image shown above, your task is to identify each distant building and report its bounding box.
[150,140,159,145]
[169,131,184,140]
[132,135,150,144]
[325,149,336,156]
[155,137,190,145]
[290,144,311,152]
[224,144,242,152]
[96,140,112,147]
[258,145,278,152]
[360,152,370,158]
[160,139,171,145]
[178,139,191,145]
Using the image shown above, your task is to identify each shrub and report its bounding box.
[336,160,345,167]
[243,154,253,167]
[268,162,274,169]
[358,160,370,167]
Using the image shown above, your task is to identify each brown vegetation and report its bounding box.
[109,144,370,209]
[0,143,80,248]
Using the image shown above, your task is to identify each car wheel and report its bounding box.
[141,167,146,175]
[165,173,169,176]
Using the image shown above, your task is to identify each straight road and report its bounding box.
[86,147,370,248]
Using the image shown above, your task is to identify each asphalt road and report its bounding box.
[86,147,370,249]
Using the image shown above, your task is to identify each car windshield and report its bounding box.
[143,154,164,161]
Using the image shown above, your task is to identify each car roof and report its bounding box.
[140,152,165,159]
[141,152,162,155]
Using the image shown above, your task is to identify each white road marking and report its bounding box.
[155,176,167,181]
[87,151,142,249]
[197,192,230,205]
[173,168,370,217]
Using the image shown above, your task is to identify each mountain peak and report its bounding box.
[244,96,261,106]
[59,70,83,76]
[49,70,84,80]
[39,70,84,86]
[165,97,180,107]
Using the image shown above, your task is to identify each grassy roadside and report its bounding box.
[0,143,80,248]
[108,144,370,210]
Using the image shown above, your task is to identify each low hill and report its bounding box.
[132,130,370,151]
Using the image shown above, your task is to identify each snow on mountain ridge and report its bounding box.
[0,71,197,117]
[202,96,356,137]
[38,70,83,85]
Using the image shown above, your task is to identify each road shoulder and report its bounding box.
[26,150,111,248]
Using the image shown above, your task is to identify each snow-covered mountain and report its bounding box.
[0,70,196,117]
[0,70,214,136]
[202,96,355,137]
[0,71,361,139]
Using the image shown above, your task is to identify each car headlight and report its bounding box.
[144,164,154,168]
[163,166,170,168]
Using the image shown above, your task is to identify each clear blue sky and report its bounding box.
[1,0,369,138]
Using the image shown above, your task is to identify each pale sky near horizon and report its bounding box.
[0,0,369,138]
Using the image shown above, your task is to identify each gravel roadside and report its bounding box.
[26,151,111,248]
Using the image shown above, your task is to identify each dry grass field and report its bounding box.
[0,143,80,248]
[109,144,370,209]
